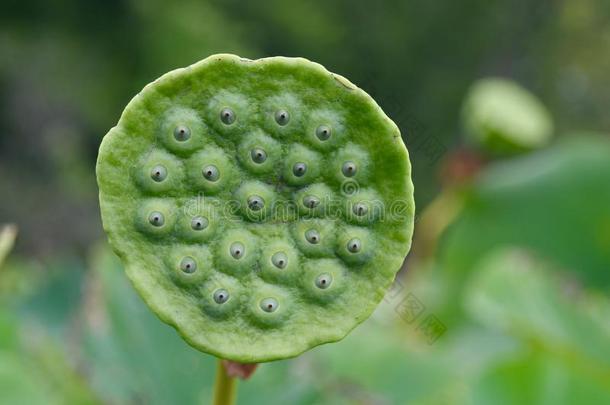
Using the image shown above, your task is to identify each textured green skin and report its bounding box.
[96,54,414,362]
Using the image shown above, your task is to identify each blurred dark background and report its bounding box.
[1,1,609,404]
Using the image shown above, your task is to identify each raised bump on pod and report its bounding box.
[200,273,242,319]
[158,107,207,155]
[237,130,282,175]
[294,183,334,217]
[259,238,300,284]
[176,197,219,243]
[291,219,338,257]
[302,258,346,303]
[247,281,291,327]
[165,245,212,286]
[134,149,184,195]
[186,146,237,195]
[305,109,344,150]
[206,90,252,135]
[336,226,375,264]
[261,93,302,136]
[234,181,277,221]
[344,188,384,224]
[330,143,370,186]
[216,229,259,276]
[282,144,321,186]
[135,199,176,237]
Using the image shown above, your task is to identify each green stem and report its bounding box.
[212,359,237,405]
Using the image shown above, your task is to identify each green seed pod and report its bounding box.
[96,54,414,362]
[462,77,554,155]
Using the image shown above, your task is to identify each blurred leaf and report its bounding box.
[440,134,610,317]
[80,244,217,404]
[465,248,610,403]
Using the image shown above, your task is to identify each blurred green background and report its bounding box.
[1,1,610,404]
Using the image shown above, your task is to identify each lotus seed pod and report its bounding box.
[96,54,414,362]
[462,77,554,155]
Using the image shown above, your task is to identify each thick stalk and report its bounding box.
[212,359,237,405]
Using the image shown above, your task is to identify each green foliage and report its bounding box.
[439,134,610,318]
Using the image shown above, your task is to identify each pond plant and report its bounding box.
[96,54,414,404]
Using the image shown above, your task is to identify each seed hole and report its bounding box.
[202,165,220,182]
[271,252,288,269]
[260,297,279,313]
[315,273,333,289]
[230,242,245,259]
[148,211,165,227]
[174,126,191,141]
[250,148,267,164]
[305,229,320,244]
[347,238,362,253]
[275,110,290,126]
[180,257,197,274]
[150,165,168,182]
[293,162,307,177]
[316,125,331,141]
[220,108,236,125]
[303,195,320,209]
[342,161,357,177]
[191,216,209,231]
[213,288,229,304]
[247,195,265,211]
[353,202,368,216]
